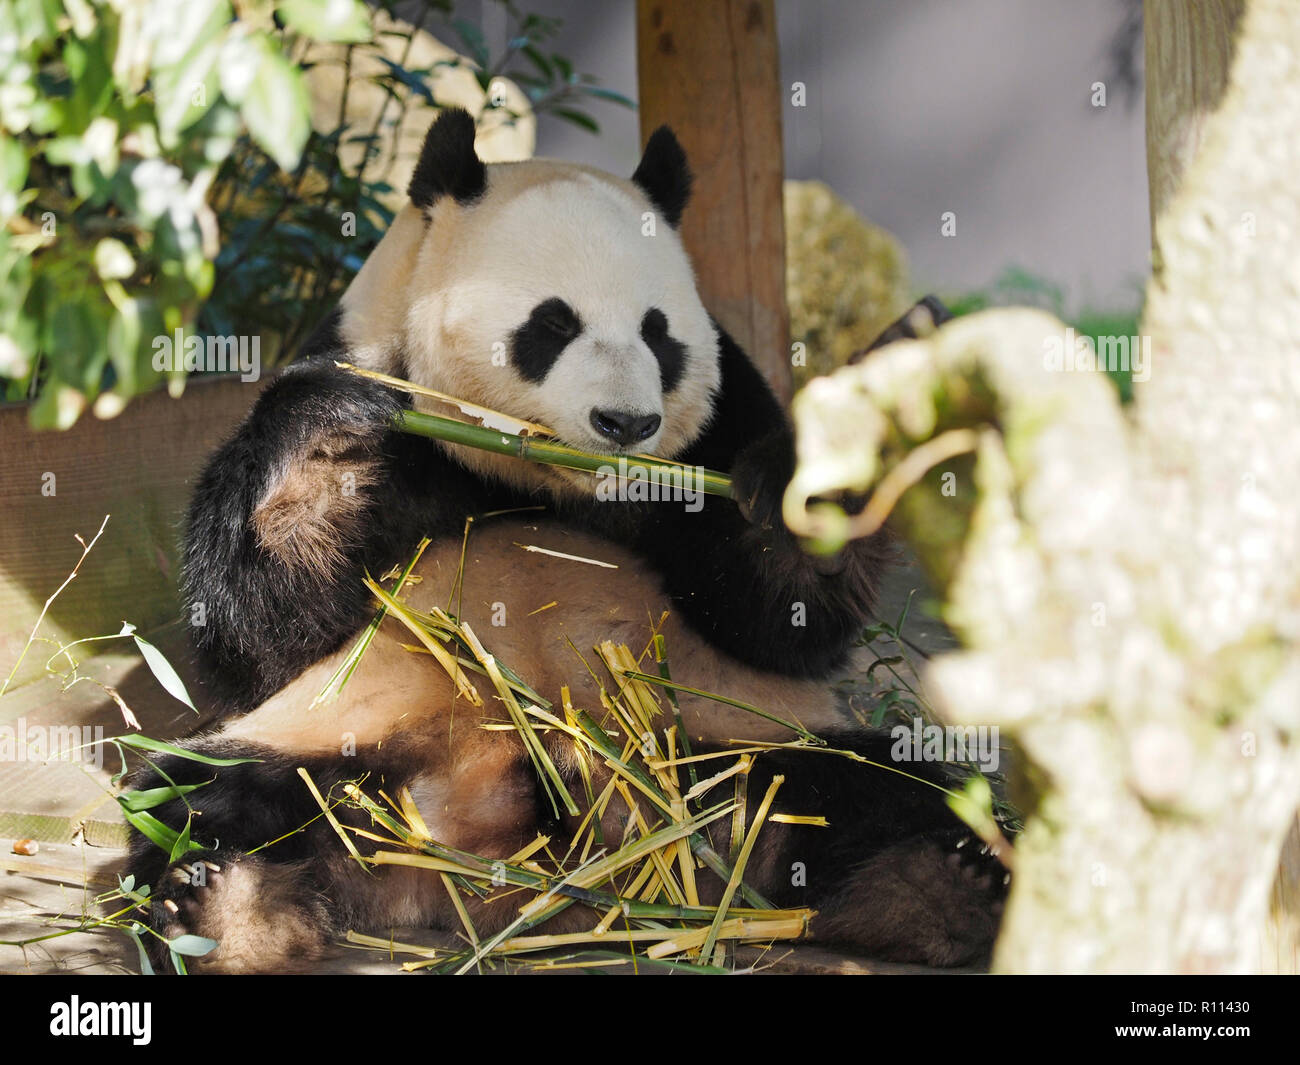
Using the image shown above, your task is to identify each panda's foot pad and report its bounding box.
[149,849,329,973]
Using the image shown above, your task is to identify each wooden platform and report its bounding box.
[0,839,974,975]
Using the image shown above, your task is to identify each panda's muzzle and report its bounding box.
[589,408,661,448]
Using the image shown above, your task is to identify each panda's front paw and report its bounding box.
[246,364,406,572]
[730,430,796,533]
[260,360,405,451]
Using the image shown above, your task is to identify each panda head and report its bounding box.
[383,108,722,494]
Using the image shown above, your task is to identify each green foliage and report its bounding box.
[2,0,626,427]
[448,3,635,120]
[848,591,1021,832]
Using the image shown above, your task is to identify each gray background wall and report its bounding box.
[460,0,1150,315]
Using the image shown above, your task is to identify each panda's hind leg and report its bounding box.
[124,734,420,974]
[146,848,334,974]
[809,829,1007,967]
[739,733,1009,968]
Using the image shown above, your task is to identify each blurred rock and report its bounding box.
[784,180,910,388]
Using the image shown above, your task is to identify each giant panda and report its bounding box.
[127,108,1006,973]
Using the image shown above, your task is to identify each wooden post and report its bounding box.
[636,0,792,403]
[1144,0,1245,230]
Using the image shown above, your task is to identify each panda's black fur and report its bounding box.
[128,109,1007,972]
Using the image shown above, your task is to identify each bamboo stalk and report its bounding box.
[341,359,734,498]
[395,409,734,499]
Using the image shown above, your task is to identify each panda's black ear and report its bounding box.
[632,126,692,227]
[408,108,487,210]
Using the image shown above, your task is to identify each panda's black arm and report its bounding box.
[624,327,892,677]
[181,360,490,714]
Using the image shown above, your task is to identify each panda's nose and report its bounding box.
[589,409,661,446]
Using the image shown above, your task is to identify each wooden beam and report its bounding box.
[636,0,792,403]
[1144,0,1245,230]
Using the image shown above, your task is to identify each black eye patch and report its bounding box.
[640,307,686,393]
[510,298,583,383]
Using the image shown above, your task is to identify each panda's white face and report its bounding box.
[400,160,721,491]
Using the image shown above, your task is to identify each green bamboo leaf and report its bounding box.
[115,733,261,766]
[550,107,599,134]
[119,807,180,853]
[521,44,553,81]
[242,42,310,170]
[167,933,218,956]
[168,816,193,863]
[118,781,210,812]
[578,86,635,108]
[128,630,196,710]
[125,925,155,976]
[277,0,372,44]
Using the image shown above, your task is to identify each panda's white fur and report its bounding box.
[129,110,1006,973]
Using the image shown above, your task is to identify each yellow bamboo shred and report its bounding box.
[616,642,664,728]
[618,858,657,905]
[492,914,810,958]
[507,834,552,864]
[603,642,664,753]
[638,867,665,903]
[346,825,404,846]
[595,688,635,749]
[600,755,675,819]
[672,798,700,907]
[439,872,480,948]
[364,578,481,705]
[296,768,369,870]
[613,779,686,907]
[565,774,621,865]
[522,957,634,971]
[599,643,653,741]
[335,360,556,438]
[344,930,443,957]
[557,688,599,810]
[664,726,681,790]
[597,688,644,761]
[701,775,784,962]
[685,755,755,803]
[461,622,578,817]
[396,787,434,840]
[498,928,681,951]
[369,851,486,878]
[558,803,735,895]
[768,814,830,827]
[648,746,778,770]
[645,915,810,960]
[730,763,751,866]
